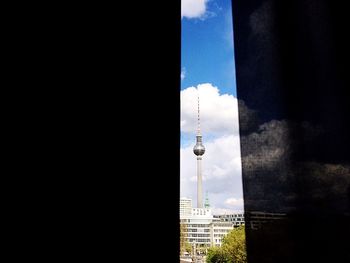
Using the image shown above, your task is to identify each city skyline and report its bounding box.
[181,0,244,214]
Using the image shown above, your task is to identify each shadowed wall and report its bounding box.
[232,1,350,262]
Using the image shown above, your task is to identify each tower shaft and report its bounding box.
[197,156,203,208]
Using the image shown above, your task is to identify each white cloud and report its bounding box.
[180,83,243,213]
[182,0,208,19]
[181,83,240,136]
[181,68,186,80]
[225,197,244,207]
[180,134,244,213]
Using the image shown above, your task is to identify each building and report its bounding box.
[214,213,245,228]
[180,198,236,248]
[180,197,214,248]
[180,209,213,248]
[180,198,192,217]
[211,218,236,247]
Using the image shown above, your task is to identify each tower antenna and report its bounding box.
[197,95,201,135]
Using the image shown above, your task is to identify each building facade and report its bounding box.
[214,213,245,228]
[180,198,193,217]
[211,218,236,247]
[180,211,213,248]
[180,198,242,248]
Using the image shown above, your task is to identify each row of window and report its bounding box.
[186,229,211,233]
[223,218,244,221]
[188,239,211,243]
[214,234,226,237]
[186,224,210,227]
[216,214,244,218]
[213,223,233,227]
[187,234,211,237]
[214,229,231,232]
[223,219,244,223]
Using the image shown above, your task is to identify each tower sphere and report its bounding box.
[193,140,205,156]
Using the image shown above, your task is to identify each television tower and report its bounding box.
[193,95,205,208]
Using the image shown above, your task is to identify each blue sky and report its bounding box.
[181,0,243,214]
[181,0,236,96]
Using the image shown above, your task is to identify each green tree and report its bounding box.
[180,223,192,255]
[206,226,247,263]
[222,226,247,263]
[207,246,231,263]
